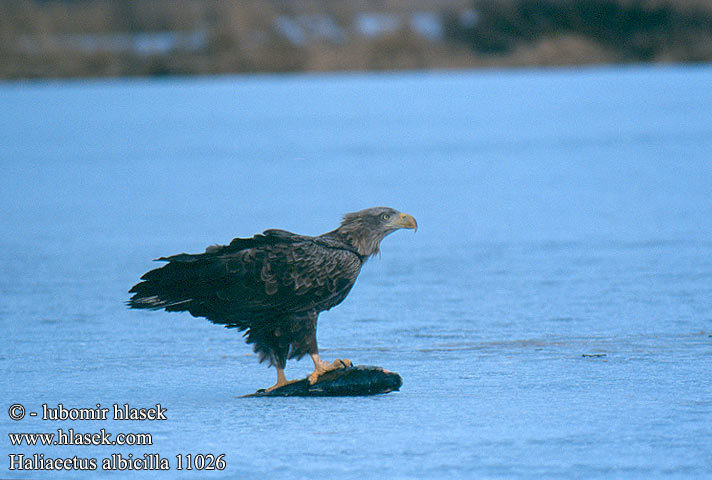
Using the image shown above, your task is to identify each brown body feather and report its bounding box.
[129,230,362,366]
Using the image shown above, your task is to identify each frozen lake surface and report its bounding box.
[2,66,711,478]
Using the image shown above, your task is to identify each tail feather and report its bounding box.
[126,294,192,310]
[128,259,218,311]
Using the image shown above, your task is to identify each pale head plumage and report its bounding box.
[331,207,417,258]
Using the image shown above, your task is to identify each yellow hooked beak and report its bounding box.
[391,212,418,232]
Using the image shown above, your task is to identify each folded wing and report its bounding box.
[128,230,362,328]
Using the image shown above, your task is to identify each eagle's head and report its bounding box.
[337,207,417,258]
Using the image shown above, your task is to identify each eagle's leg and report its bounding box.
[265,367,298,392]
[263,336,299,392]
[308,353,352,384]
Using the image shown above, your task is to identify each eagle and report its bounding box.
[128,207,417,391]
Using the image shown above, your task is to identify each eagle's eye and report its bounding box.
[381,213,391,221]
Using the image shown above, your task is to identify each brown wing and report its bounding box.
[128,231,362,328]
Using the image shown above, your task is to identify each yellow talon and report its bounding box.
[308,355,353,384]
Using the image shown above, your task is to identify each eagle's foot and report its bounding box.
[264,378,298,393]
[308,358,352,385]
[265,367,298,392]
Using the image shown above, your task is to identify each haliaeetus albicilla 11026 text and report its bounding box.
[128,207,417,391]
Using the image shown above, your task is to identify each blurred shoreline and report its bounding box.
[2,0,712,80]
